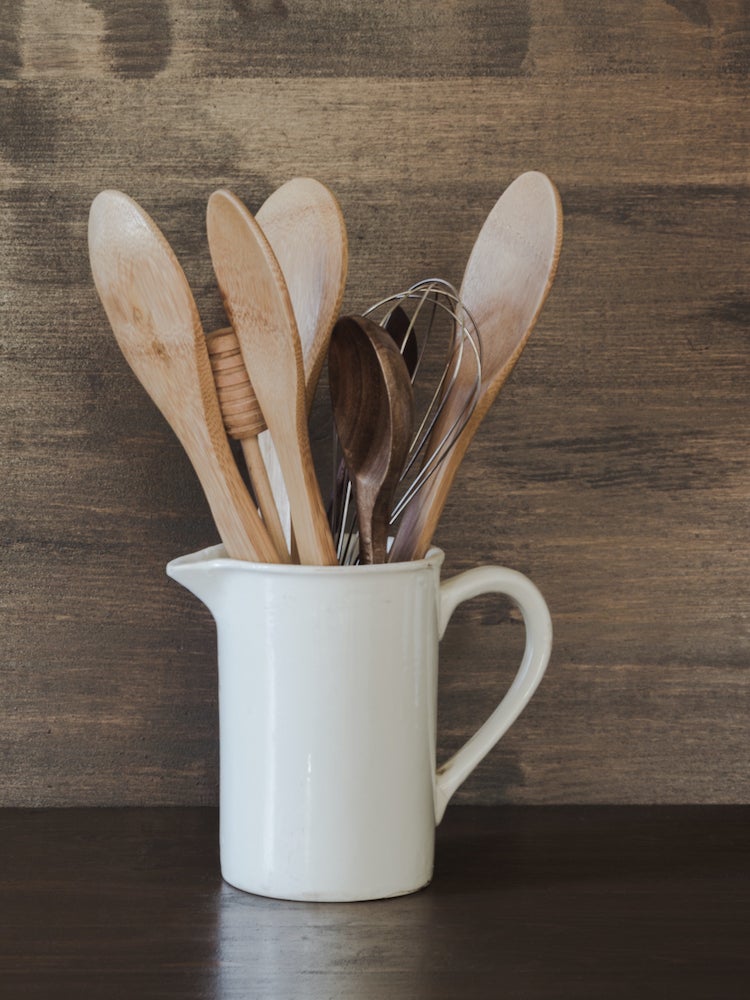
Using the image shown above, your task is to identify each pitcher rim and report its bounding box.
[166,542,445,579]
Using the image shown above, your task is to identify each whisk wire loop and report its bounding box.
[331,278,482,564]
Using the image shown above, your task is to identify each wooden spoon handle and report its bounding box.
[239,437,290,562]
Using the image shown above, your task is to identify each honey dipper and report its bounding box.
[206,327,290,562]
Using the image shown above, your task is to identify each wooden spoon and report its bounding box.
[207,188,338,566]
[257,177,348,409]
[329,304,419,532]
[254,178,348,547]
[88,190,279,564]
[389,171,563,562]
[329,315,415,564]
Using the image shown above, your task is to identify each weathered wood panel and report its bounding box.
[5,1,748,80]
[1,1,748,805]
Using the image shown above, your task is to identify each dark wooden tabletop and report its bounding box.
[1,806,747,999]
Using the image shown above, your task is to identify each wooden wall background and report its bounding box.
[1,1,748,806]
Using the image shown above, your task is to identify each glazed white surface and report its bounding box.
[167,546,551,901]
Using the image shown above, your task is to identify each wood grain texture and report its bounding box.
[1,1,748,805]
[1,807,748,998]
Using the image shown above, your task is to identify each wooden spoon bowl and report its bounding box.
[329,315,415,564]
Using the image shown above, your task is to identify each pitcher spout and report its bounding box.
[166,544,234,615]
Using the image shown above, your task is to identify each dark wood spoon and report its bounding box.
[383,304,419,376]
[328,315,415,564]
[328,306,418,531]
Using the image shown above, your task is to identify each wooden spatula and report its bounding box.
[254,178,348,546]
[207,188,338,566]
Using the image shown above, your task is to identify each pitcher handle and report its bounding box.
[434,566,552,823]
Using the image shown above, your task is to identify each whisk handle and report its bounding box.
[433,565,552,823]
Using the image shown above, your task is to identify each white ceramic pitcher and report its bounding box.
[167,544,552,901]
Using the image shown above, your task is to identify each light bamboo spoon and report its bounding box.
[206,327,290,561]
[329,315,415,564]
[389,171,563,562]
[88,190,279,563]
[257,178,348,410]
[254,178,348,546]
[206,180,348,552]
[207,188,338,566]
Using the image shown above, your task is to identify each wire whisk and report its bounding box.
[330,278,482,564]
